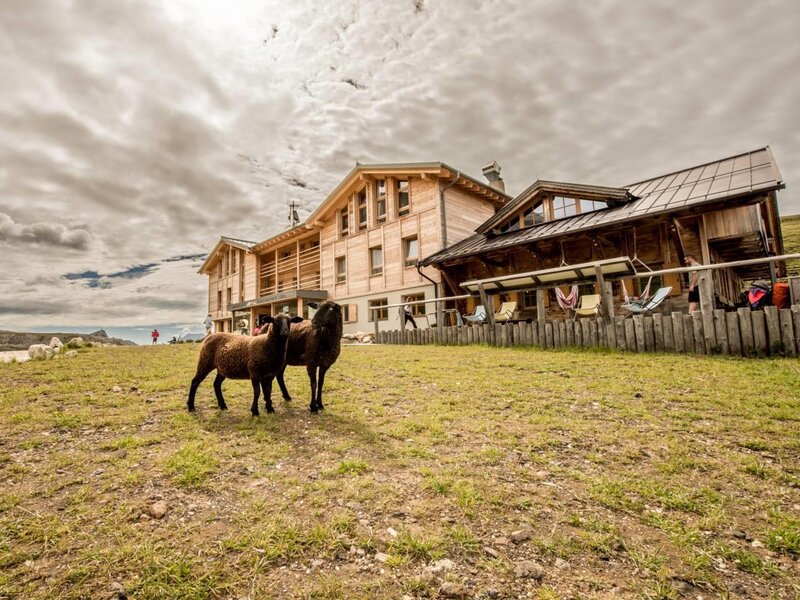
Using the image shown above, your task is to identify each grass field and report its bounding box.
[0,344,798,599]
[782,214,800,278]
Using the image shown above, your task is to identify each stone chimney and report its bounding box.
[481,161,505,193]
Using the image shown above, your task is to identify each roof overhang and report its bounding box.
[251,223,322,254]
[460,257,637,293]
[198,236,256,274]
[229,289,328,311]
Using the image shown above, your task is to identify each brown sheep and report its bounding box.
[275,301,342,413]
[187,313,303,416]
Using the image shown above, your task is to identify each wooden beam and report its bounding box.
[480,284,495,327]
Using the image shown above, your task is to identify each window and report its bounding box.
[335,256,346,284]
[340,207,349,236]
[218,261,222,278]
[521,290,538,308]
[580,199,607,213]
[343,304,357,323]
[357,188,367,230]
[402,293,426,316]
[368,298,388,321]
[397,179,410,215]
[370,246,383,275]
[500,218,520,233]
[552,196,577,220]
[403,236,419,267]
[375,179,386,224]
[226,287,232,305]
[217,290,222,310]
[523,204,545,227]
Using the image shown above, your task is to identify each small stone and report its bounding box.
[426,558,455,573]
[112,386,122,393]
[750,540,764,548]
[65,350,78,358]
[110,581,128,599]
[634,391,643,398]
[138,513,151,522]
[375,552,389,563]
[514,560,545,580]
[386,527,398,537]
[149,500,168,519]
[311,559,323,568]
[534,470,550,480]
[483,546,500,559]
[554,557,570,570]
[485,589,500,599]
[438,582,469,598]
[510,528,533,543]
[494,536,510,546]
[731,529,749,540]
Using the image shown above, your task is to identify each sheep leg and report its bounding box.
[307,365,319,413]
[187,367,213,412]
[276,367,292,402]
[261,376,275,413]
[315,365,329,411]
[250,378,261,417]
[213,374,227,410]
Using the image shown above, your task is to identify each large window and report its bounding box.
[552,196,577,220]
[226,287,232,305]
[521,290,538,308]
[397,179,410,216]
[580,199,607,213]
[217,290,222,310]
[343,304,357,323]
[370,246,383,276]
[340,207,349,237]
[403,236,419,267]
[335,256,346,284]
[375,179,386,224]
[368,298,388,321]
[402,293,426,316]
[523,204,545,227]
[357,189,367,231]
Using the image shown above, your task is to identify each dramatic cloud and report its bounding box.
[1,0,799,333]
[0,213,91,250]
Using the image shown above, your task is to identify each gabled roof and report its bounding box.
[306,162,510,224]
[198,236,257,274]
[421,147,784,267]
[477,180,635,235]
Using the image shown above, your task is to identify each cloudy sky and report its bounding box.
[2,0,799,343]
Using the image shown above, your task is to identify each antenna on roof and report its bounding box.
[288,201,300,227]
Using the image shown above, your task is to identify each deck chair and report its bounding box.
[573,294,601,319]
[494,301,517,323]
[622,286,672,316]
[463,305,487,325]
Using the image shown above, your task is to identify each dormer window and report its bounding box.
[397,179,410,216]
[340,207,349,237]
[357,188,367,230]
[581,199,607,213]
[552,196,577,220]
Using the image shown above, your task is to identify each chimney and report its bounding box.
[481,160,505,193]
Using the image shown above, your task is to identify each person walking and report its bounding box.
[685,254,702,312]
[402,303,418,329]
[204,314,213,337]
[151,329,160,345]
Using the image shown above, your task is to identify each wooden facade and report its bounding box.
[200,163,508,334]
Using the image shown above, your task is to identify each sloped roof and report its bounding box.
[421,147,783,266]
[197,236,257,273]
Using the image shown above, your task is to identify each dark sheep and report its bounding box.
[276,301,343,413]
[187,313,303,416]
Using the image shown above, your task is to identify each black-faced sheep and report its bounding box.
[276,301,343,413]
[187,313,303,416]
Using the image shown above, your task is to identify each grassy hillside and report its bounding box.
[0,344,798,598]
[781,213,800,277]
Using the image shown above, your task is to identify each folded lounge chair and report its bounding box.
[622,286,672,316]
[494,301,517,323]
[464,305,487,325]
[573,294,601,319]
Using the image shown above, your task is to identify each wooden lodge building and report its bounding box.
[422,146,786,321]
[201,147,786,333]
[199,163,510,334]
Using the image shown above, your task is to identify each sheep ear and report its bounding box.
[290,315,304,323]
[307,302,319,309]
[262,316,275,325]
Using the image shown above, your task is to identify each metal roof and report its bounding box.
[421,147,784,266]
[197,236,257,273]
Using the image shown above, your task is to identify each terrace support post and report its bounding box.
[594,265,614,320]
[436,283,445,331]
[374,309,379,338]
[536,289,546,327]
[479,284,496,327]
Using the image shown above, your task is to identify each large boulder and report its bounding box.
[66,337,84,348]
[28,344,54,360]
[49,337,64,350]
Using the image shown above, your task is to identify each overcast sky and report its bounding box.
[2,0,799,342]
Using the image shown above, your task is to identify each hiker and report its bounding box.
[204,314,213,337]
[402,303,417,329]
[238,317,249,335]
[151,329,160,345]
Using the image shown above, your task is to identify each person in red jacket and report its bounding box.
[151,329,160,345]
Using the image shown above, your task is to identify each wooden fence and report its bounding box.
[376,305,800,357]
